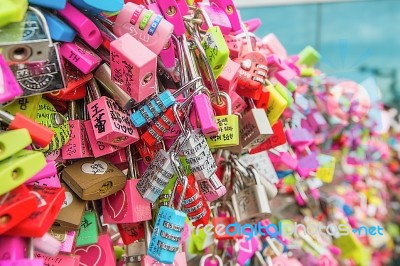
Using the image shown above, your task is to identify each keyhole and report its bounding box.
[12,168,21,180]
[9,45,32,62]
[167,6,176,16]
[0,214,10,225]
[226,5,234,14]
[142,73,153,85]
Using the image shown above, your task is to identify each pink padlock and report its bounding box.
[233,18,262,35]
[237,233,259,266]
[224,35,243,59]
[209,0,241,32]
[198,3,232,35]
[198,174,226,202]
[216,58,240,92]
[286,127,314,147]
[274,68,297,86]
[74,233,116,266]
[57,3,103,49]
[159,40,176,69]
[62,101,92,160]
[0,236,26,260]
[229,90,247,114]
[60,41,102,75]
[296,152,319,178]
[157,0,185,36]
[269,151,298,171]
[0,54,23,104]
[110,33,157,103]
[84,119,123,157]
[26,160,57,184]
[49,230,76,254]
[102,147,152,224]
[0,238,44,266]
[30,174,62,188]
[87,79,139,147]
[113,2,174,55]
[102,149,128,166]
[33,233,62,257]
[262,33,287,59]
[35,251,80,266]
[193,92,218,137]
[141,252,187,266]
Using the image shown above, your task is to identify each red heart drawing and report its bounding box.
[105,189,127,221]
[75,245,106,266]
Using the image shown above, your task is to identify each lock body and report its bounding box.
[74,233,116,266]
[75,211,98,247]
[61,120,92,160]
[206,114,239,148]
[60,41,102,75]
[110,33,157,103]
[239,108,273,150]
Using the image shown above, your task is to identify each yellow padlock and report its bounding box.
[206,92,239,148]
[265,82,288,125]
[3,94,42,119]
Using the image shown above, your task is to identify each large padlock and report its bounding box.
[231,161,272,224]
[0,7,66,96]
[239,99,273,150]
[0,185,38,234]
[103,146,152,224]
[61,158,127,200]
[206,92,239,148]
[147,155,187,264]
[52,183,86,232]
[4,185,65,237]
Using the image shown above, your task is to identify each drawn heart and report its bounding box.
[81,160,108,174]
[62,192,73,209]
[75,245,104,266]
[105,190,127,221]
[238,236,259,264]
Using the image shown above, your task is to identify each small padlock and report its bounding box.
[249,120,287,154]
[113,2,174,55]
[231,159,272,224]
[0,185,38,234]
[32,232,62,257]
[197,2,232,35]
[103,146,152,224]
[156,0,185,36]
[0,149,46,195]
[74,201,116,266]
[209,0,241,32]
[4,185,65,237]
[206,92,239,148]
[264,83,288,124]
[75,201,99,247]
[198,173,227,202]
[211,201,240,240]
[61,100,92,160]
[86,78,139,147]
[193,89,218,137]
[52,183,86,232]
[0,7,67,96]
[61,158,127,200]
[239,98,273,150]
[3,94,42,120]
[42,9,76,42]
[49,229,76,254]
[110,33,157,103]
[57,3,103,49]
[118,222,145,245]
[215,58,240,93]
[25,159,56,184]
[0,0,28,28]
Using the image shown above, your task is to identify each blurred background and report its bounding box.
[237,0,400,108]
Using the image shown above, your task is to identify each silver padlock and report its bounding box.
[231,158,271,224]
[124,240,146,266]
[0,7,66,96]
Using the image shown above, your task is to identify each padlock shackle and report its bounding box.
[68,101,78,120]
[28,6,53,48]
[169,153,188,211]
[86,78,102,100]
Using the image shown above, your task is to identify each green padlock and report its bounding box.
[197,8,229,79]
[3,95,42,120]
[0,149,46,195]
[75,202,99,247]
[298,46,321,67]
[35,98,70,152]
[206,92,239,148]
[0,129,31,161]
[274,83,294,106]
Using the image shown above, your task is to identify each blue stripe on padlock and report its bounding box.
[130,91,176,127]
[70,0,123,13]
[29,0,66,10]
[148,206,186,264]
[42,11,76,42]
[277,170,293,179]
[148,15,163,36]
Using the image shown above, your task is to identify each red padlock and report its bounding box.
[249,120,287,154]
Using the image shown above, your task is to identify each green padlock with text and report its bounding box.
[75,201,99,247]
[206,92,239,148]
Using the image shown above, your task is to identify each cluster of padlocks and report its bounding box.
[0,0,399,265]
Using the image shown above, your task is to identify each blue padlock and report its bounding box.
[42,10,76,42]
[131,90,176,127]
[70,0,123,13]
[29,0,66,10]
[147,155,187,264]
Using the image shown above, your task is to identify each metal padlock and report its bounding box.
[86,78,139,147]
[0,185,38,234]
[198,173,227,202]
[147,155,187,264]
[61,158,127,200]
[239,99,273,150]
[74,202,116,266]
[0,7,66,96]
[75,201,99,247]
[4,185,65,237]
[61,100,92,160]
[103,146,152,224]
[231,161,271,224]
[52,182,86,232]
[206,92,239,148]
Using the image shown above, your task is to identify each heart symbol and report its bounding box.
[241,59,252,71]
[81,160,108,174]
[238,236,259,264]
[105,190,127,221]
[75,245,103,266]
[61,192,73,209]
